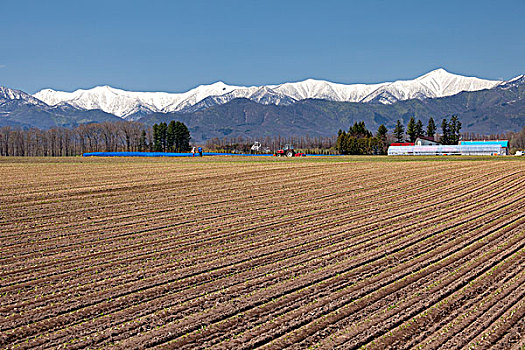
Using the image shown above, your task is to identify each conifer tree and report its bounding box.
[415,119,424,139]
[449,115,462,144]
[377,124,388,154]
[152,124,161,151]
[407,117,416,142]
[336,130,346,154]
[348,121,372,138]
[166,120,176,151]
[159,122,168,151]
[394,120,405,143]
[377,124,387,139]
[456,119,462,144]
[427,117,436,138]
[441,119,450,145]
[173,121,191,152]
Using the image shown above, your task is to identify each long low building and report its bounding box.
[388,144,507,156]
[459,140,509,154]
[459,140,509,147]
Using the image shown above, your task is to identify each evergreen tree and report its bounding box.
[336,121,387,155]
[415,119,424,139]
[336,130,346,154]
[159,122,168,151]
[406,117,416,142]
[456,119,462,144]
[173,121,191,152]
[376,124,388,154]
[166,120,176,151]
[346,136,360,155]
[377,124,387,139]
[369,136,383,155]
[441,119,450,145]
[449,115,462,144]
[152,122,168,151]
[340,132,349,155]
[394,120,404,142]
[152,124,161,151]
[348,121,372,138]
[427,117,436,138]
[450,116,457,144]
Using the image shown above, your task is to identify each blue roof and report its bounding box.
[459,140,508,147]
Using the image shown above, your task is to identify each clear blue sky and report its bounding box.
[1,0,524,93]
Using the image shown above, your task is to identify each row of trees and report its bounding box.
[2,118,522,157]
[335,122,389,155]
[393,116,462,145]
[509,126,525,151]
[440,116,462,145]
[0,122,145,157]
[205,135,337,154]
[151,121,191,152]
[0,121,192,156]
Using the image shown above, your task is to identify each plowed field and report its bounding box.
[1,156,524,349]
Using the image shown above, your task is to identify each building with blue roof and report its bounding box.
[459,140,508,155]
[459,140,508,148]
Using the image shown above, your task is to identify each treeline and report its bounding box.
[151,121,191,152]
[393,116,462,144]
[508,126,525,152]
[334,117,463,156]
[205,135,338,154]
[0,121,191,156]
[335,122,389,155]
[1,119,523,157]
[0,122,144,156]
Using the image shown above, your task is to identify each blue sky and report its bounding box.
[1,0,523,93]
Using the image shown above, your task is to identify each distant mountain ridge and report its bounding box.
[0,86,121,129]
[140,75,525,142]
[33,69,502,119]
[1,70,523,141]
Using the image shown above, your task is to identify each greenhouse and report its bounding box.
[387,144,506,156]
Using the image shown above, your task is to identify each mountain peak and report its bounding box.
[90,85,121,93]
[38,88,57,93]
[416,68,456,80]
[428,68,449,74]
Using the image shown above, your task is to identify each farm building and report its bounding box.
[459,140,509,155]
[415,136,440,146]
[388,144,507,156]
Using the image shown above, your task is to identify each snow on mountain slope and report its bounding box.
[1,86,45,106]
[269,69,501,104]
[34,82,246,118]
[362,68,501,103]
[270,79,387,103]
[33,69,504,118]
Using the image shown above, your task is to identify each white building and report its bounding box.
[388,144,506,156]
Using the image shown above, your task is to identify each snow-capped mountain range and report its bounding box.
[33,68,504,119]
